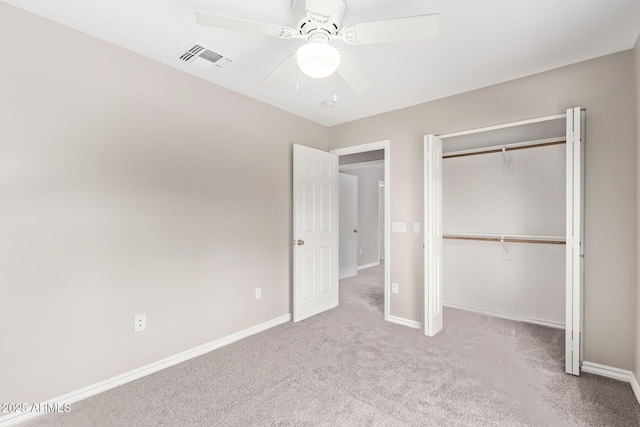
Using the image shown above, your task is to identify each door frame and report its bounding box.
[378,180,385,263]
[331,140,391,322]
[428,109,585,375]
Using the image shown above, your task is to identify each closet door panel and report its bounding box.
[425,135,443,336]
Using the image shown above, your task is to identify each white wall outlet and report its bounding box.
[392,283,399,294]
[134,314,146,332]
[255,288,262,300]
[414,223,421,233]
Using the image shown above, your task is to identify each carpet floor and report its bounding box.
[24,264,640,426]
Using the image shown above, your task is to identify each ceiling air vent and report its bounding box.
[175,42,232,71]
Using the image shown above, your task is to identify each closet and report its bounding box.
[424,108,584,375]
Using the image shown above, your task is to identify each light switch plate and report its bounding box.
[413,223,420,233]
[392,222,406,233]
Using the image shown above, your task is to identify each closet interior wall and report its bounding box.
[442,118,567,328]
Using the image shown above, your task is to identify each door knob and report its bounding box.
[296,239,305,246]
[354,229,358,233]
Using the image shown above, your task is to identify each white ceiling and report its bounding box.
[4,0,640,126]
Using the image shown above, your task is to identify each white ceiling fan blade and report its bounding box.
[196,12,300,39]
[337,51,374,93]
[340,14,441,45]
[260,54,297,89]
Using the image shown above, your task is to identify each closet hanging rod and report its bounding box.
[443,139,566,159]
[443,234,566,245]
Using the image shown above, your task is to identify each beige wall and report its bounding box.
[0,3,327,405]
[329,51,637,370]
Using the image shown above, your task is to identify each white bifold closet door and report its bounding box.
[424,135,444,337]
[565,107,584,376]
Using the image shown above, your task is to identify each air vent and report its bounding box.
[199,50,223,64]
[175,42,232,72]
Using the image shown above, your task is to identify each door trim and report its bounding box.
[378,180,385,264]
[331,140,391,322]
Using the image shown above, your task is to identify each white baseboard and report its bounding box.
[581,362,640,407]
[386,305,565,332]
[357,262,380,271]
[581,361,632,382]
[387,315,422,329]
[631,372,640,407]
[443,302,565,330]
[0,313,292,427]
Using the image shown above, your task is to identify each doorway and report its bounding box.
[331,141,390,321]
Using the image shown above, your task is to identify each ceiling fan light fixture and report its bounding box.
[296,41,341,79]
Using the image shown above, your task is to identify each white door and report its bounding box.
[378,182,385,262]
[293,144,339,322]
[424,135,444,336]
[339,173,358,279]
[565,107,584,375]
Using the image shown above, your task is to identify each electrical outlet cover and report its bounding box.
[134,314,146,332]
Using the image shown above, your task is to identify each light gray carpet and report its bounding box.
[24,264,640,426]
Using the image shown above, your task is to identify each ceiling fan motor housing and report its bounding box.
[292,0,346,38]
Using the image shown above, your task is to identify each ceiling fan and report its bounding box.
[196,0,440,93]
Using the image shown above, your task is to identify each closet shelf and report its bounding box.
[443,233,566,245]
